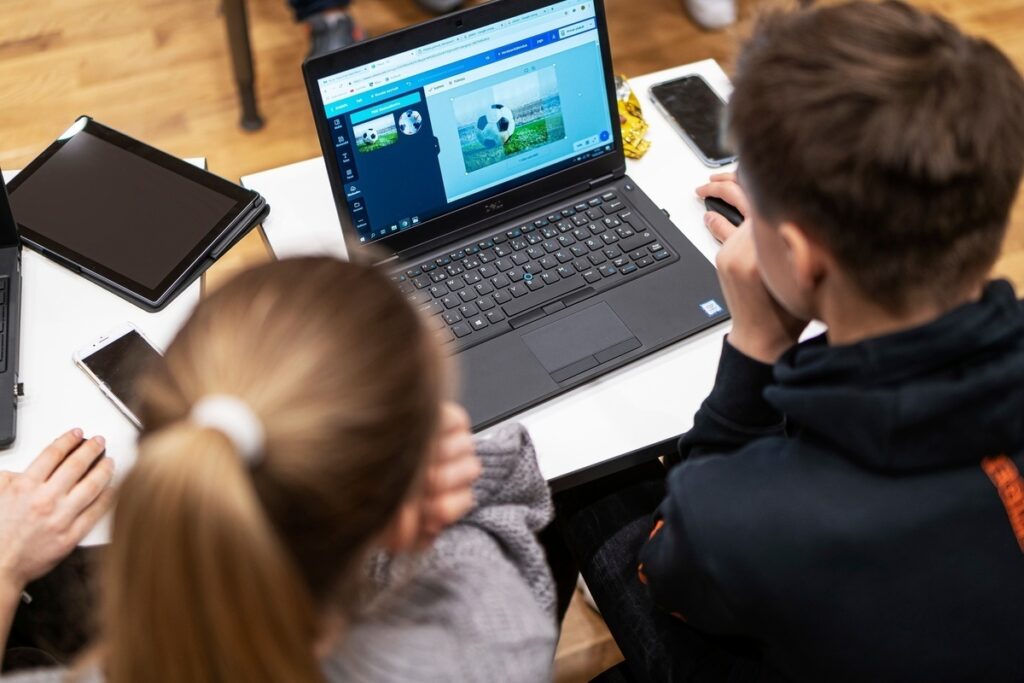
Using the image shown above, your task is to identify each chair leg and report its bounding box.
[222,0,265,131]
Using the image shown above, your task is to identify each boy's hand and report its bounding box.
[697,173,807,363]
[417,402,481,548]
[0,429,114,593]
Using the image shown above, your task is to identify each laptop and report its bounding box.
[0,170,23,446]
[303,0,729,429]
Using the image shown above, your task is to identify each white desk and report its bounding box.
[1,161,204,544]
[243,60,735,483]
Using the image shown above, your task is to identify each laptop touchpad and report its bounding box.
[522,302,642,383]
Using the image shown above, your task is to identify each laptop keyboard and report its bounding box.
[389,189,671,350]
[391,190,676,349]
[0,277,8,373]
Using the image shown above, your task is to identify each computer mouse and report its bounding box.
[704,196,744,227]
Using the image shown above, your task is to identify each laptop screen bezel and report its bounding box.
[302,0,624,262]
[0,169,19,248]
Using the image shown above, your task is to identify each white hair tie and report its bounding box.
[190,395,265,466]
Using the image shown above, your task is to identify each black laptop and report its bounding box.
[303,0,729,429]
[0,171,23,446]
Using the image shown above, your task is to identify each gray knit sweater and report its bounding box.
[4,424,557,683]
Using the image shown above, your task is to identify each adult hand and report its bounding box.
[696,173,807,363]
[417,403,481,549]
[0,429,115,593]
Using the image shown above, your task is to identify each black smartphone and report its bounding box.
[649,74,737,167]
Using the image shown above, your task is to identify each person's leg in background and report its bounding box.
[289,0,364,60]
[289,0,467,61]
[554,461,770,682]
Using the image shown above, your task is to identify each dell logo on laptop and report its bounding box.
[484,200,504,214]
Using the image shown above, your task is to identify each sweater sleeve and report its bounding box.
[327,425,557,683]
[675,337,786,462]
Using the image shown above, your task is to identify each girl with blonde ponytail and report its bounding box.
[2,257,557,683]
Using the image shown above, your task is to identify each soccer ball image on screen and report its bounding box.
[398,110,423,135]
[474,104,515,149]
[361,128,379,145]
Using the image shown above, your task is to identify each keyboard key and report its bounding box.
[480,264,498,278]
[445,278,461,291]
[588,197,602,206]
[478,239,494,249]
[604,246,622,258]
[542,240,559,253]
[429,284,447,298]
[589,222,606,234]
[511,252,529,265]
[494,244,512,257]
[496,258,514,271]
[508,283,528,298]
[556,265,575,279]
[506,227,522,239]
[493,289,512,304]
[649,243,663,253]
[459,303,479,317]
[561,208,575,217]
[485,309,506,324]
[601,191,617,201]
[526,246,545,260]
[616,226,635,238]
[523,262,541,274]
[490,274,511,289]
[601,233,619,245]
[586,208,603,221]
[542,226,559,239]
[458,288,476,302]
[636,256,654,268]
[618,230,657,253]
[629,250,647,261]
[584,238,602,251]
[546,214,560,223]
[619,263,638,275]
[583,269,602,284]
[574,202,589,212]
[572,214,589,227]
[406,267,422,278]
[476,296,496,311]
[602,217,622,229]
[446,264,464,276]
[452,322,473,338]
[462,257,480,270]
[554,250,573,263]
[421,262,437,272]
[474,281,494,295]
[465,245,480,255]
[468,315,489,331]
[463,271,482,285]
[604,200,624,213]
[493,233,508,244]
[572,227,590,241]
[557,220,575,232]
[653,250,670,261]
[442,311,463,325]
[423,300,443,315]
[539,256,558,270]
[588,252,607,265]
[572,259,589,272]
[599,264,618,277]
[437,295,458,310]
[612,257,629,268]
[570,245,588,258]
[436,255,451,266]
[522,223,536,233]
[526,232,543,245]
[557,234,576,246]
[541,271,560,284]
[431,270,448,283]
[526,277,544,291]
[478,250,495,263]
[508,267,525,281]
[618,210,636,224]
[511,238,528,251]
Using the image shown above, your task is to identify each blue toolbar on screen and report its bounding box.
[317,0,614,244]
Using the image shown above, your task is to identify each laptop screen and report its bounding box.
[316,0,614,245]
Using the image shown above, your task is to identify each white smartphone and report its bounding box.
[73,323,163,429]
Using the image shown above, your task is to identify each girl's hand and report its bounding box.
[0,429,114,592]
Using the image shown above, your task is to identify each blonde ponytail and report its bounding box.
[96,257,445,682]
[103,422,323,683]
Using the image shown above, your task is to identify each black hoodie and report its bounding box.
[639,280,1024,682]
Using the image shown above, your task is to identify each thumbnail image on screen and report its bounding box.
[453,66,566,174]
[354,113,399,153]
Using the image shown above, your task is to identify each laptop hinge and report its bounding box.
[588,173,617,189]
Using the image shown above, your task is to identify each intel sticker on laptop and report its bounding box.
[700,299,724,317]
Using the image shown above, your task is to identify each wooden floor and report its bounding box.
[1,0,1023,679]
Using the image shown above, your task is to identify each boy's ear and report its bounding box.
[778,221,827,293]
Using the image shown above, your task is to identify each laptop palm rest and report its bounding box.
[522,302,641,383]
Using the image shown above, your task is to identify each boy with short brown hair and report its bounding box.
[564,2,1024,680]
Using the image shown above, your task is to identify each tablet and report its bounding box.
[7,117,268,311]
